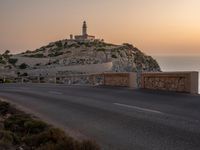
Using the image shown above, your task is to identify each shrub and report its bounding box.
[19,63,28,69]
[46,44,54,48]
[8,58,18,66]
[84,42,92,47]
[67,43,80,48]
[35,63,41,66]
[4,114,48,136]
[80,140,100,150]
[2,50,11,59]
[0,58,6,64]
[4,79,12,83]
[0,102,18,116]
[23,128,67,147]
[48,52,63,57]
[54,52,63,57]
[21,73,28,77]
[0,130,20,146]
[52,47,62,52]
[26,54,45,58]
[24,120,48,135]
[0,102,10,116]
[35,48,44,52]
[0,130,14,148]
[23,128,100,150]
[55,41,63,48]
[4,114,32,135]
[0,101,100,150]
[24,50,32,54]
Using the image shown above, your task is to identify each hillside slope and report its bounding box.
[10,40,160,74]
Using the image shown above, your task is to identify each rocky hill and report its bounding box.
[1,39,160,76]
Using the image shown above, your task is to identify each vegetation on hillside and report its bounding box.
[0,101,100,150]
[24,54,46,58]
[8,58,18,66]
[0,40,160,72]
[19,63,29,70]
[0,50,11,65]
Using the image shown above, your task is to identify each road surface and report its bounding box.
[0,83,200,150]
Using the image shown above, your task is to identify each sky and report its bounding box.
[0,0,200,56]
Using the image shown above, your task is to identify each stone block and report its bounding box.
[141,72,199,94]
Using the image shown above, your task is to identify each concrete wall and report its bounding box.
[103,72,137,88]
[141,72,199,94]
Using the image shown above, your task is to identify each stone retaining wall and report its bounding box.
[48,72,137,88]
[103,73,129,87]
[141,72,198,94]
[103,72,137,88]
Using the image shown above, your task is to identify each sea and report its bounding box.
[154,56,200,94]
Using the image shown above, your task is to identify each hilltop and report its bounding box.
[0,39,160,77]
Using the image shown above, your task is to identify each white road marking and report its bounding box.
[48,91,63,95]
[20,87,30,90]
[114,103,164,114]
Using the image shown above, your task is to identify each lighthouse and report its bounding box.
[74,21,95,41]
[82,21,87,36]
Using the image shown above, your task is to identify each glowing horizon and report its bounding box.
[0,0,200,56]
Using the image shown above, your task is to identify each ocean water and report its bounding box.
[154,56,200,94]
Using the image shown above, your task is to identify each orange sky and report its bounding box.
[0,0,200,55]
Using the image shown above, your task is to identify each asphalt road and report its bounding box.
[0,83,200,150]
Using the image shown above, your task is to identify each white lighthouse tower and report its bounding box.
[82,21,87,36]
[74,21,95,41]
